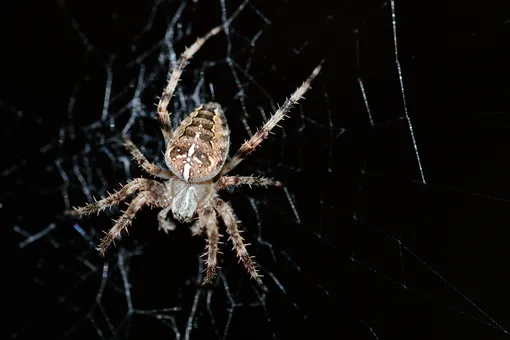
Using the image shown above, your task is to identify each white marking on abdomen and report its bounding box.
[183,163,191,181]
[188,143,196,157]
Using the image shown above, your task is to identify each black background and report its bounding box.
[2,1,510,339]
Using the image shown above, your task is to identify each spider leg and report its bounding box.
[221,64,322,175]
[97,193,149,256]
[213,197,267,291]
[123,135,174,179]
[215,175,283,191]
[157,25,222,146]
[157,205,176,233]
[69,178,162,216]
[198,205,220,285]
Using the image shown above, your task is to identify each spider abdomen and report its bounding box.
[165,102,230,182]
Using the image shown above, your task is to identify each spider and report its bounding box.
[70,26,322,289]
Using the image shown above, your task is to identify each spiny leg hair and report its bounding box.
[157,26,222,146]
[221,63,322,175]
[213,197,267,291]
[69,178,163,216]
[98,193,150,256]
[123,135,174,179]
[215,175,283,191]
[199,206,221,284]
[98,185,168,256]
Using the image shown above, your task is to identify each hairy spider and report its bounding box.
[70,26,322,289]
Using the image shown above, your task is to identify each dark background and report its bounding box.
[1,0,510,339]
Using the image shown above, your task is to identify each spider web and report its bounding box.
[2,0,510,339]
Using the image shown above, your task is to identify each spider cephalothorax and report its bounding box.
[70,26,322,290]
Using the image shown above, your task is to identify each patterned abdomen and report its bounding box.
[165,102,230,182]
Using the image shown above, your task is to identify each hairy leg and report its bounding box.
[198,205,220,285]
[157,26,222,146]
[123,136,174,179]
[215,175,282,191]
[97,193,148,256]
[221,63,322,175]
[213,198,266,291]
[69,178,163,216]
[98,184,170,255]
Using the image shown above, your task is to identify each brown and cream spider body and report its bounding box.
[71,26,322,289]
